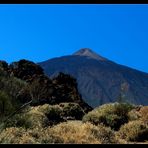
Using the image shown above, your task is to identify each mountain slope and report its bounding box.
[38,48,148,107]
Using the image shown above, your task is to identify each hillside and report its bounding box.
[38,48,148,107]
[0,59,148,144]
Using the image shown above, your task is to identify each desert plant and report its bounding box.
[116,120,148,142]
[47,121,117,144]
[3,106,49,129]
[45,105,64,126]
[127,108,141,121]
[60,103,85,120]
[139,106,148,124]
[0,127,26,144]
[0,91,14,118]
[0,121,118,144]
[83,103,134,130]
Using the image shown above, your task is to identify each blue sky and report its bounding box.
[0,4,148,73]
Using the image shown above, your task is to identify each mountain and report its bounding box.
[73,48,107,61]
[38,48,148,107]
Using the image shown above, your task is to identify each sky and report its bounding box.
[0,4,148,73]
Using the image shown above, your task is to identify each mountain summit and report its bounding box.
[38,48,148,107]
[73,48,107,61]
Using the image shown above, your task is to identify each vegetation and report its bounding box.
[116,120,148,142]
[82,103,134,130]
[0,59,147,144]
[0,121,117,144]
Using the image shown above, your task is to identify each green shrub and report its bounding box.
[0,91,14,117]
[4,106,49,129]
[3,103,85,130]
[59,103,85,120]
[35,103,85,125]
[83,103,134,130]
[0,76,27,110]
[45,105,64,126]
[4,114,31,129]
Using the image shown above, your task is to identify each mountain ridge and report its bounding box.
[38,48,148,107]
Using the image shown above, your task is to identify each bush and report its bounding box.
[47,121,117,144]
[127,108,141,121]
[83,103,134,130]
[0,127,43,144]
[4,106,49,129]
[45,105,64,126]
[0,76,27,109]
[0,121,117,144]
[0,126,64,144]
[59,103,85,120]
[35,103,85,125]
[0,127,26,144]
[3,77,27,100]
[128,106,148,124]
[3,103,86,129]
[4,114,31,129]
[139,106,148,124]
[116,120,148,142]
[0,91,14,117]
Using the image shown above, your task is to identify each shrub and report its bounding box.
[139,106,148,124]
[0,91,14,117]
[4,106,49,129]
[0,127,42,144]
[0,127,26,144]
[127,108,141,121]
[3,103,85,129]
[45,105,64,126]
[0,126,64,144]
[47,121,117,144]
[59,103,85,120]
[90,124,118,144]
[128,106,148,124]
[35,103,85,125]
[0,121,117,144]
[116,120,148,142]
[18,128,49,144]
[4,114,32,129]
[0,76,27,109]
[83,103,134,130]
